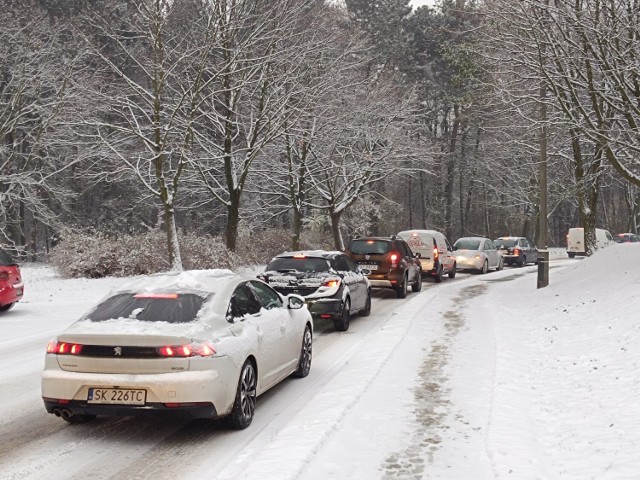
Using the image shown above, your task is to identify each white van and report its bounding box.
[396,229,456,282]
[566,227,614,257]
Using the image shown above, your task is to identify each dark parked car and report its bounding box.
[344,237,422,298]
[494,237,538,267]
[0,248,24,312]
[258,250,371,332]
[613,233,640,243]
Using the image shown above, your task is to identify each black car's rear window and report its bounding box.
[267,257,330,273]
[495,239,516,248]
[348,240,391,255]
[0,249,15,266]
[86,293,206,323]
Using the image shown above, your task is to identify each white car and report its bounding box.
[41,269,313,429]
[452,237,504,273]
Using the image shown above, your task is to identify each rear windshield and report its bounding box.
[495,239,516,248]
[454,239,481,250]
[85,293,206,323]
[266,257,330,273]
[348,240,391,255]
[0,249,15,266]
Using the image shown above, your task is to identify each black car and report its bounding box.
[494,236,539,267]
[258,250,371,332]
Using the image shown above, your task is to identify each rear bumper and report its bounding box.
[306,298,343,318]
[455,257,483,270]
[502,254,522,263]
[0,282,23,307]
[41,356,237,420]
[43,398,217,419]
[367,272,404,288]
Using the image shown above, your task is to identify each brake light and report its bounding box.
[293,254,306,258]
[433,247,439,260]
[390,252,399,267]
[323,278,341,288]
[47,340,83,355]
[157,342,216,357]
[513,248,521,256]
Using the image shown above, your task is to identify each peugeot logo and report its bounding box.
[114,346,122,356]
[365,255,370,260]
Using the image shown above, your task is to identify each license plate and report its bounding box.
[359,263,378,271]
[88,388,147,405]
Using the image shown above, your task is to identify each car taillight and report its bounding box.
[323,278,341,288]
[390,253,399,267]
[513,248,521,256]
[433,247,439,260]
[157,342,216,357]
[47,340,83,355]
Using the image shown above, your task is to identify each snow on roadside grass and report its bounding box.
[490,244,640,479]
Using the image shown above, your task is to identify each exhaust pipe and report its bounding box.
[53,408,74,420]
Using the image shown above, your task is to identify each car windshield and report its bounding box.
[0,249,15,266]
[348,240,391,255]
[495,239,516,248]
[85,293,206,323]
[266,257,330,273]
[454,239,481,250]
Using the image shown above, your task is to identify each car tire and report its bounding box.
[497,258,504,271]
[395,275,408,298]
[334,298,351,331]
[292,325,312,378]
[411,273,422,292]
[480,260,488,274]
[434,266,443,283]
[568,252,576,258]
[448,263,456,279]
[0,303,14,312]
[228,359,257,430]
[518,255,526,267]
[360,290,372,317]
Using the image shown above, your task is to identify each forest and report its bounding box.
[2,0,640,273]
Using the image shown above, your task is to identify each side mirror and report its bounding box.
[415,252,422,258]
[287,294,305,310]
[360,268,371,276]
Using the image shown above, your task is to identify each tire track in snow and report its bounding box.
[382,284,488,478]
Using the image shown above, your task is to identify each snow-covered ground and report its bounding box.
[1,244,638,479]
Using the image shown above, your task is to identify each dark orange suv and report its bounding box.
[345,237,422,298]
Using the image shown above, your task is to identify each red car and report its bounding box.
[0,248,23,312]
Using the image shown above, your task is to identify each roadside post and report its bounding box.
[537,250,549,289]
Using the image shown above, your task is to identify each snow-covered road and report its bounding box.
[5,250,632,480]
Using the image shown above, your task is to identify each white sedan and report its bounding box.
[452,237,504,273]
[41,269,313,429]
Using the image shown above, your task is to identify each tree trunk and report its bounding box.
[330,210,344,251]
[226,191,241,252]
[164,203,183,271]
[443,104,460,241]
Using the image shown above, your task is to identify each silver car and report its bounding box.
[452,237,504,273]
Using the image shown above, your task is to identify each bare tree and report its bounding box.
[0,2,79,254]
[77,0,220,270]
